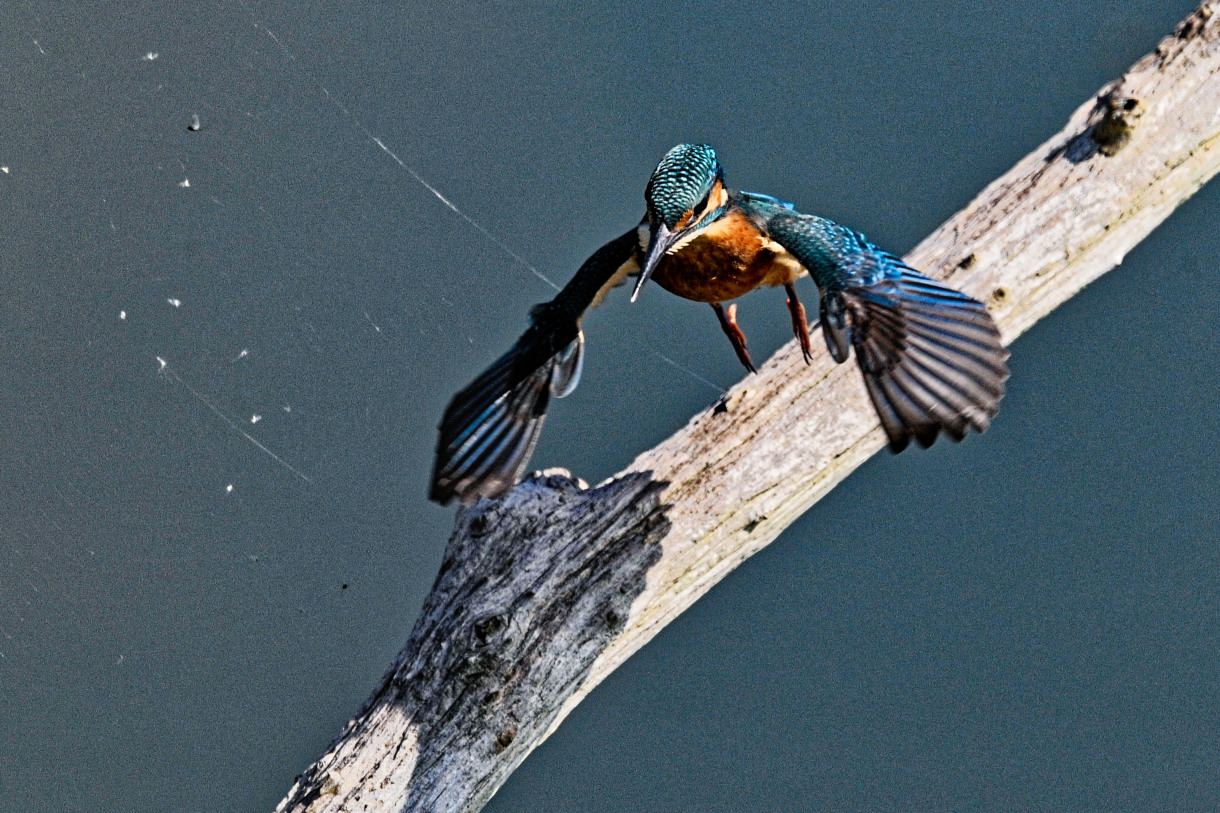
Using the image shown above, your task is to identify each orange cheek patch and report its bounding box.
[675,211,693,229]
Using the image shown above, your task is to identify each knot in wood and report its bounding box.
[467,512,491,538]
[471,612,509,647]
[1091,93,1143,156]
[1175,5,1214,40]
[493,726,517,754]
[464,650,501,677]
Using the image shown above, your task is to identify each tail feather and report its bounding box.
[431,316,581,505]
[844,266,1008,452]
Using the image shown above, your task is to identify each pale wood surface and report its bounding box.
[277,5,1220,811]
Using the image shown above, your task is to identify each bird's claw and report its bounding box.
[785,283,813,364]
[714,302,757,374]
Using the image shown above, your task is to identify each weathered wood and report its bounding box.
[277,5,1220,811]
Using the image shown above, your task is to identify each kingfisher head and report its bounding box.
[633,144,727,301]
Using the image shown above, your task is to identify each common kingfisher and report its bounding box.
[430,144,1009,505]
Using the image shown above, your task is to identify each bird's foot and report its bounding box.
[713,302,757,374]
[785,283,813,364]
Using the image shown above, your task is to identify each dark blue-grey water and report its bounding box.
[1,1,1217,810]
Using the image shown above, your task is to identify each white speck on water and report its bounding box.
[188,113,201,131]
[178,178,190,188]
[143,51,159,61]
[116,655,125,665]
[120,310,127,320]
[156,357,313,483]
[282,405,292,413]
[167,298,181,308]
[250,414,262,424]
[226,484,234,493]
[156,356,167,370]
[0,167,8,174]
[234,348,249,361]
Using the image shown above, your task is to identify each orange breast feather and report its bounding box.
[652,210,805,303]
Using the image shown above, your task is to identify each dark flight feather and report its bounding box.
[430,229,638,505]
[764,210,1008,452]
[844,266,1008,451]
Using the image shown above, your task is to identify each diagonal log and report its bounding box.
[278,4,1220,811]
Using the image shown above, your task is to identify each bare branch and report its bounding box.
[278,5,1220,811]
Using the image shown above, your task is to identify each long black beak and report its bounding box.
[631,222,677,302]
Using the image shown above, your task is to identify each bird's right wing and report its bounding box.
[430,227,641,505]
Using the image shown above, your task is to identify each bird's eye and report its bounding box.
[692,188,711,217]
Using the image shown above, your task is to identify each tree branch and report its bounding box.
[278,5,1220,811]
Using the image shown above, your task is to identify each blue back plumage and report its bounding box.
[738,190,795,211]
[763,210,878,289]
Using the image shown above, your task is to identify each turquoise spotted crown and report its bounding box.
[645,144,722,229]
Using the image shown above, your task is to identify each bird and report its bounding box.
[430,144,1009,506]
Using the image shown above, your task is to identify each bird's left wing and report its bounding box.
[765,209,1009,452]
[430,227,641,505]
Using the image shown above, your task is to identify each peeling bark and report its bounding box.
[278,5,1220,812]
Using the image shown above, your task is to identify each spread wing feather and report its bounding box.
[763,210,1009,452]
[845,266,1008,451]
[430,228,639,505]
